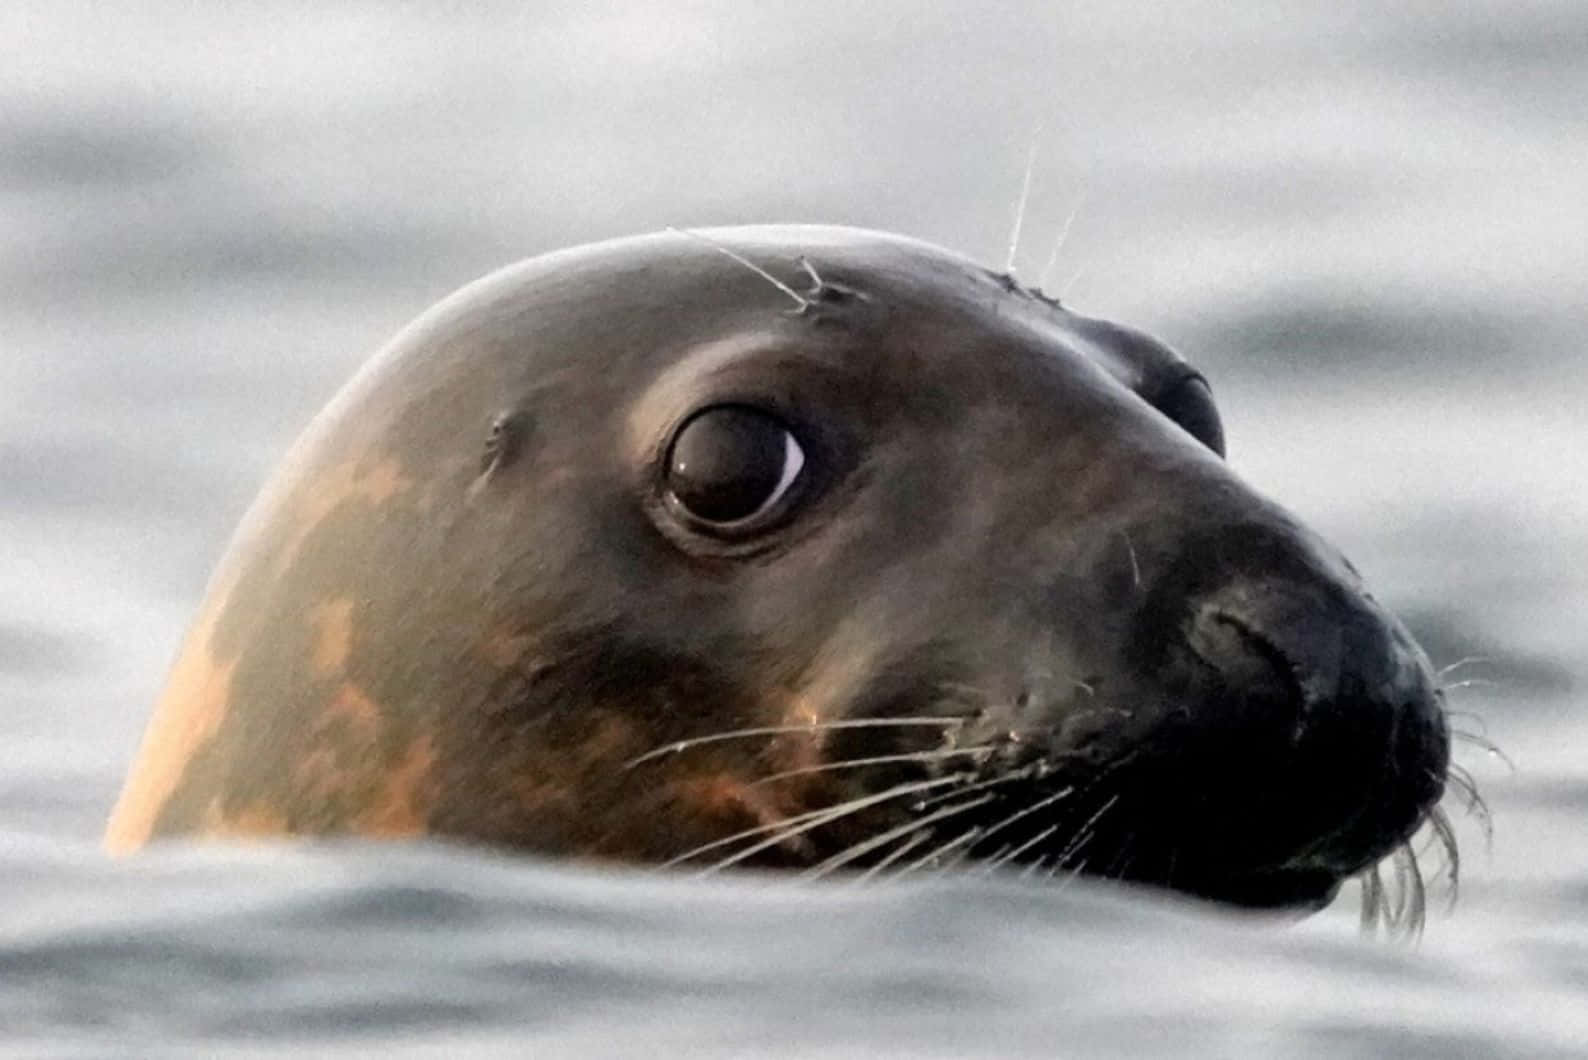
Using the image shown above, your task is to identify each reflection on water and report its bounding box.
[1,0,1583,1053]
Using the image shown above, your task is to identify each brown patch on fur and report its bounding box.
[679,772,806,852]
[308,598,356,676]
[324,681,382,739]
[509,767,583,820]
[357,733,436,836]
[294,682,385,809]
[104,595,239,853]
[772,694,831,778]
[203,800,290,838]
[480,629,536,668]
[274,456,413,579]
[584,712,642,764]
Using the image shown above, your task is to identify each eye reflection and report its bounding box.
[666,405,806,524]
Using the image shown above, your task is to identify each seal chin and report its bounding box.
[1181,869,1343,913]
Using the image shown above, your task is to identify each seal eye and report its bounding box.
[1157,375,1225,457]
[666,406,806,525]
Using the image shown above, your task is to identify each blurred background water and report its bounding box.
[1,1,1584,1055]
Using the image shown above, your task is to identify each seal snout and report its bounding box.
[1165,568,1450,902]
[1185,580,1352,743]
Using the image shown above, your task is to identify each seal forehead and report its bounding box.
[621,328,874,462]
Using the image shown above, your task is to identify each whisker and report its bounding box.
[1004,127,1043,276]
[894,823,991,878]
[1359,864,1384,935]
[796,256,825,295]
[1450,731,1516,774]
[934,825,995,870]
[1424,805,1460,910]
[856,830,935,883]
[661,803,852,869]
[1104,842,1140,882]
[626,717,963,768]
[1441,677,1504,692]
[1395,843,1427,940]
[662,772,967,869]
[800,794,996,879]
[1121,530,1142,590]
[694,774,970,874]
[1384,855,1407,929]
[1451,730,1515,770]
[1361,839,1433,941]
[1020,852,1055,881]
[1052,792,1122,870]
[668,227,811,313]
[746,746,995,788]
[909,763,1043,812]
[972,786,1078,870]
[980,843,1013,864]
[984,821,1064,874]
[1436,655,1494,679]
[1037,187,1088,293]
[1050,854,1091,890]
[1442,763,1494,847]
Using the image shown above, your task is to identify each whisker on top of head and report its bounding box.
[1060,266,1088,302]
[1004,127,1043,276]
[668,226,811,312]
[1037,187,1087,293]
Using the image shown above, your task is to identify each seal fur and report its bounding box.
[106,226,1452,917]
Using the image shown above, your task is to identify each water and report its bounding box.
[2,1,1584,1054]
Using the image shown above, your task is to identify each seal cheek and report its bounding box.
[355,733,437,837]
[308,598,356,676]
[669,772,817,863]
[293,682,384,809]
[103,597,239,854]
[271,456,413,580]
[201,798,287,837]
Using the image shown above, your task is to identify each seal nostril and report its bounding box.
[1186,607,1307,711]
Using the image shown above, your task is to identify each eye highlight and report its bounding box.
[665,405,806,526]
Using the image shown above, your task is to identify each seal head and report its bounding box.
[106,226,1450,914]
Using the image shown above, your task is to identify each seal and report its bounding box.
[105,225,1452,916]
